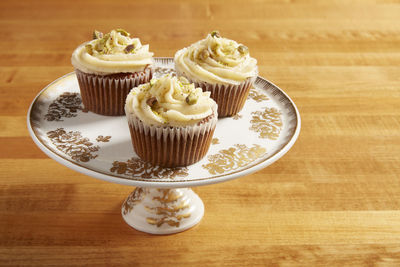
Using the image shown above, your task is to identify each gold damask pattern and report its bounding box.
[122,187,147,215]
[154,67,176,77]
[248,88,269,102]
[44,92,82,121]
[146,189,191,227]
[47,128,99,162]
[250,107,283,140]
[232,114,243,120]
[96,135,111,142]
[202,144,267,175]
[110,158,189,179]
[211,138,220,145]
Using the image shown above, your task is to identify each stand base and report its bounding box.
[122,187,204,235]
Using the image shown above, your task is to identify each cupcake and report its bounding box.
[174,31,258,117]
[71,29,154,116]
[125,75,218,167]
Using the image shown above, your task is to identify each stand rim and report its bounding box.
[27,57,301,189]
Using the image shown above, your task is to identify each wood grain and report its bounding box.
[1,0,400,265]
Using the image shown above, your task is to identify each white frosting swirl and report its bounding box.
[71,29,154,75]
[174,33,258,85]
[125,75,217,127]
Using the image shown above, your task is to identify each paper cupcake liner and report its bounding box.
[175,68,257,117]
[75,68,153,116]
[125,106,218,168]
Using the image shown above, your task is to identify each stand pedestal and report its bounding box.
[122,187,204,234]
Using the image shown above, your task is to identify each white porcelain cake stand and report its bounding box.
[27,58,300,235]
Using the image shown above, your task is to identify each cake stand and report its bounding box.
[27,57,301,235]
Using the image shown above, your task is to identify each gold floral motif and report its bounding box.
[146,189,191,228]
[250,107,283,140]
[96,135,111,142]
[146,213,191,227]
[232,114,242,120]
[211,138,220,145]
[248,88,269,102]
[154,67,176,77]
[44,92,82,121]
[122,187,148,215]
[202,144,267,175]
[110,158,189,179]
[47,128,99,162]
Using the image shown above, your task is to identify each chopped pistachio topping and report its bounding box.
[178,76,190,85]
[87,29,136,55]
[105,38,113,51]
[211,30,221,38]
[128,75,214,126]
[146,97,157,107]
[85,44,93,55]
[116,28,130,37]
[199,49,210,61]
[150,78,157,86]
[93,30,103,40]
[186,92,199,105]
[238,45,249,55]
[94,41,104,52]
[124,44,135,53]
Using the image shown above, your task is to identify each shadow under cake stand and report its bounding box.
[27,57,301,235]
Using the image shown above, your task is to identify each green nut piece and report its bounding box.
[124,44,135,53]
[102,33,110,40]
[95,41,104,52]
[85,44,93,55]
[199,49,210,60]
[211,30,221,38]
[116,29,130,37]
[238,45,249,55]
[178,77,190,85]
[105,38,113,50]
[186,93,198,105]
[146,97,158,107]
[150,79,157,86]
[93,30,103,40]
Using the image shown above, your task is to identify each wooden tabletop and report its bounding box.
[1,0,400,265]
